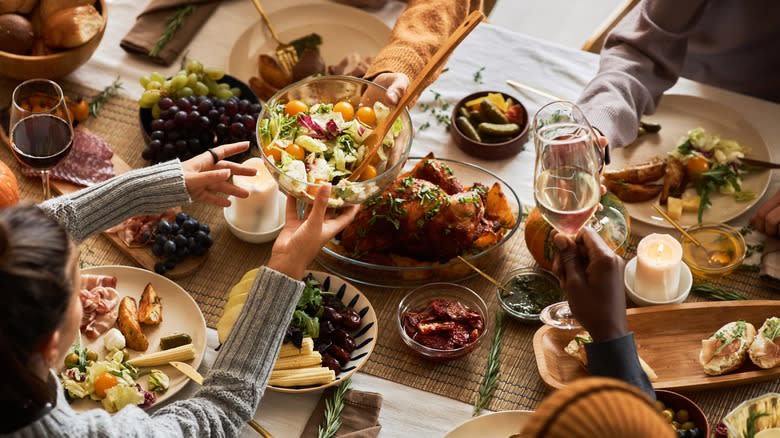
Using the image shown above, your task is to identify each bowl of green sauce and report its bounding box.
[497,267,562,323]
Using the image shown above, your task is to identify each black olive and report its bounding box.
[327,344,351,366]
[320,319,336,336]
[332,328,356,353]
[314,338,332,354]
[688,428,702,438]
[340,308,361,331]
[321,353,341,373]
[322,306,343,325]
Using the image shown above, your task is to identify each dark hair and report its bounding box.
[0,205,73,427]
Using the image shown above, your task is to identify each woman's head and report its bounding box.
[0,205,80,414]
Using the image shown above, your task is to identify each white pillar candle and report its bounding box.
[634,233,683,301]
[228,157,280,232]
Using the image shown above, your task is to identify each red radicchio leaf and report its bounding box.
[297,113,326,139]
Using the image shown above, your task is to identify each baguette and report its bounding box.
[699,320,756,376]
[42,4,102,49]
[749,317,780,369]
[564,331,658,381]
[38,0,91,23]
[117,296,149,351]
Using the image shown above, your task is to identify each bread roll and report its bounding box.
[16,0,35,13]
[749,317,780,369]
[0,0,23,15]
[0,13,34,55]
[42,4,102,49]
[699,320,756,376]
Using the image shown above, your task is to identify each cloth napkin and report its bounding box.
[760,237,780,284]
[120,0,221,66]
[301,388,383,438]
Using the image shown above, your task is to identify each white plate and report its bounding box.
[227,2,391,84]
[268,270,378,394]
[69,265,207,412]
[609,94,771,228]
[443,410,532,438]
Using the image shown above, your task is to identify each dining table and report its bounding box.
[4,0,780,436]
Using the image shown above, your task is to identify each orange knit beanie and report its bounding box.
[521,377,675,438]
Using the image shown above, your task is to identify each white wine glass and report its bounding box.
[9,79,74,200]
[533,101,603,330]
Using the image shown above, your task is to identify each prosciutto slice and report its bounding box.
[20,127,115,187]
[79,274,120,340]
[105,210,177,247]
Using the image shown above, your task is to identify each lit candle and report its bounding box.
[227,157,280,232]
[634,233,683,301]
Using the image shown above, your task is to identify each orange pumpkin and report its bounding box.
[0,160,20,208]
[525,193,631,269]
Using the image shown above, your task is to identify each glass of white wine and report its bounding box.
[533,101,603,330]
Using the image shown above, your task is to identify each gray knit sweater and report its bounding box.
[6,161,304,437]
[577,0,780,148]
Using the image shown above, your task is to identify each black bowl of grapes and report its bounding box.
[138,60,261,164]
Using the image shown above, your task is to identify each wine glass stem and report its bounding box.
[41,169,51,200]
[296,198,306,220]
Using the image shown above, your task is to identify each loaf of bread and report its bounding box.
[699,320,756,376]
[42,4,101,49]
[38,0,91,24]
[0,0,36,14]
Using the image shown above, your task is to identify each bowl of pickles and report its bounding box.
[450,91,528,160]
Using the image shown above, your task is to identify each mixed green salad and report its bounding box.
[258,100,404,206]
[670,127,756,221]
[60,330,169,413]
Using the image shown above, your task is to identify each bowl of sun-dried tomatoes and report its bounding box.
[398,283,488,361]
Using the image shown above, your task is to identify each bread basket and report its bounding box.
[0,0,107,80]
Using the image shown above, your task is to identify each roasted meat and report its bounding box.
[339,156,515,263]
[660,157,688,204]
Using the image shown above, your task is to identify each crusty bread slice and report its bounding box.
[700,320,756,376]
[564,332,591,367]
[749,317,780,369]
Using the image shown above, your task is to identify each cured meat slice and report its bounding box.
[79,274,120,340]
[105,209,177,246]
[20,127,115,187]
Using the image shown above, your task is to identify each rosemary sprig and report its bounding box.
[746,411,769,438]
[149,5,194,58]
[89,77,123,117]
[473,311,506,415]
[318,378,351,438]
[691,283,748,301]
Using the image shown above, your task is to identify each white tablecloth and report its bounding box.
[74,1,780,436]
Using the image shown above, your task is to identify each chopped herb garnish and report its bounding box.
[473,66,486,84]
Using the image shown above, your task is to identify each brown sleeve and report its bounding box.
[364,0,482,84]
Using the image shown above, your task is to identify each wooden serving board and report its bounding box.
[0,124,205,279]
[533,301,780,392]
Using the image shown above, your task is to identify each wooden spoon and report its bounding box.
[349,10,486,181]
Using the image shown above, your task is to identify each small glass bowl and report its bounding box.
[497,267,561,323]
[397,283,488,361]
[680,223,746,279]
[256,75,413,207]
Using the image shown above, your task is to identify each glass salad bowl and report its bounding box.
[316,157,523,288]
[256,75,413,208]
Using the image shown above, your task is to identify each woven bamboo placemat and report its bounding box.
[4,79,780,424]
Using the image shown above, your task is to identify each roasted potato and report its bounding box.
[117,296,149,351]
[660,158,688,205]
[138,282,162,326]
[485,182,516,228]
[603,157,666,184]
[258,54,291,89]
[604,178,663,203]
[248,76,278,102]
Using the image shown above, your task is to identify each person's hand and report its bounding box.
[361,72,410,107]
[551,227,627,342]
[751,190,780,237]
[181,141,257,208]
[268,185,360,279]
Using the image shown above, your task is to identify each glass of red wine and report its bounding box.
[533,101,603,330]
[10,79,74,200]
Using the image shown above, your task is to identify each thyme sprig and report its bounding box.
[149,5,194,58]
[473,311,506,415]
[473,66,485,84]
[89,77,123,117]
[318,378,351,438]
